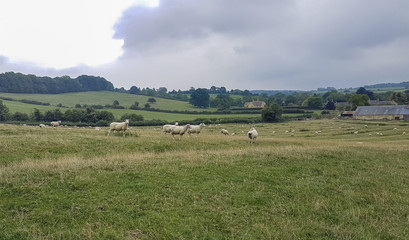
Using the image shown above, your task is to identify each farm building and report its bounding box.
[369,100,397,106]
[341,111,354,118]
[354,105,409,120]
[244,101,266,108]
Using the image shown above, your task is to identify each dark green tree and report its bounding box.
[94,111,115,122]
[129,86,140,94]
[356,87,375,100]
[31,108,44,121]
[64,109,87,122]
[130,101,140,110]
[349,94,370,110]
[44,109,63,121]
[302,96,323,109]
[210,94,233,110]
[261,103,283,122]
[390,92,408,105]
[324,101,336,110]
[0,100,10,121]
[190,88,210,108]
[12,112,29,121]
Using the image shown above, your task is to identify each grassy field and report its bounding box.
[0,92,265,122]
[1,119,409,239]
[0,91,197,110]
[1,99,260,122]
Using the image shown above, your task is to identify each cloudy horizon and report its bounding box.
[1,0,408,91]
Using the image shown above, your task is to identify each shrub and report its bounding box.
[261,103,283,122]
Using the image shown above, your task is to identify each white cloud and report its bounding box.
[0,0,158,69]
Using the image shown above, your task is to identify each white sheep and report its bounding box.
[39,124,46,128]
[221,129,229,135]
[247,127,258,143]
[107,119,129,137]
[50,120,61,127]
[188,123,206,136]
[162,122,179,134]
[170,124,191,139]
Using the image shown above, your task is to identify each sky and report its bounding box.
[1,0,409,91]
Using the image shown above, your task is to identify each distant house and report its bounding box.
[353,105,409,120]
[244,101,266,108]
[369,100,397,106]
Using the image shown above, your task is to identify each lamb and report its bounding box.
[188,123,206,135]
[107,119,129,137]
[221,129,229,135]
[50,120,61,127]
[247,127,258,143]
[170,124,191,139]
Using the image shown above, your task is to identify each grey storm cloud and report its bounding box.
[108,0,409,90]
[114,0,289,49]
[2,0,409,90]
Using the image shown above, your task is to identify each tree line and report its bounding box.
[0,72,114,93]
[0,101,146,126]
[188,86,409,111]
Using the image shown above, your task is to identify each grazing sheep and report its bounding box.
[107,119,129,137]
[188,123,206,136]
[170,124,191,139]
[354,131,358,135]
[39,124,46,128]
[50,120,61,127]
[221,129,229,135]
[403,132,406,135]
[247,127,258,143]
[162,122,179,134]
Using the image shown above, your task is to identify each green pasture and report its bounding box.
[0,92,262,122]
[1,119,409,239]
[1,99,261,122]
[0,91,208,111]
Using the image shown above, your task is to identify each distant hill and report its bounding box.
[364,81,409,89]
[0,72,114,94]
[250,90,305,96]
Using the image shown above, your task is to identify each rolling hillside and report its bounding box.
[0,91,262,122]
[0,91,198,111]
